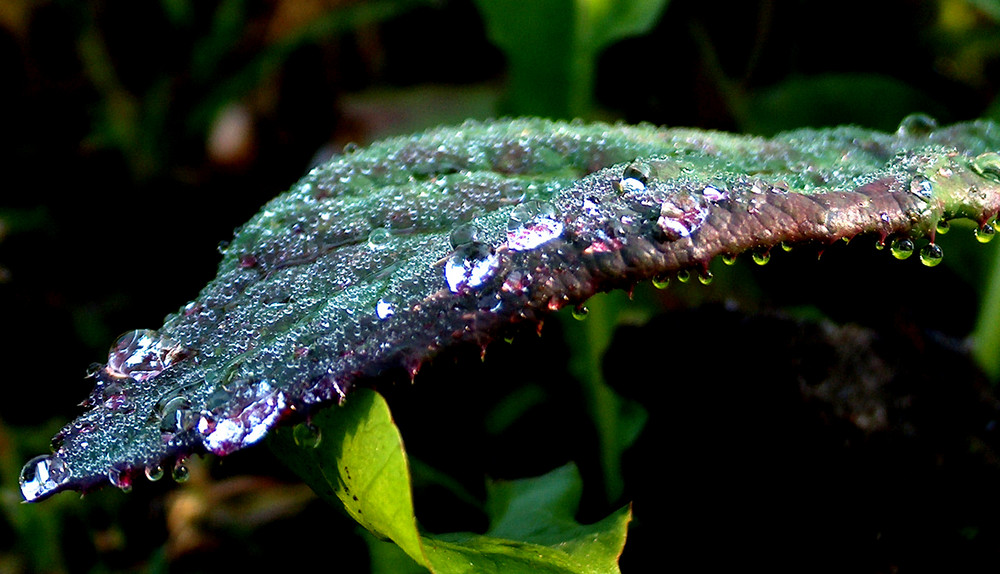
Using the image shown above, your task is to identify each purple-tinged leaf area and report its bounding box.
[20,116,1000,501]
[269,389,630,574]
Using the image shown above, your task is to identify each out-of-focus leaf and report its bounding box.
[741,73,945,135]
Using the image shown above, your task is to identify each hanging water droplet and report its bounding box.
[890,237,914,259]
[652,275,670,289]
[571,305,589,321]
[972,152,1000,183]
[293,422,322,448]
[780,242,794,252]
[896,113,938,136]
[367,227,393,249]
[752,250,771,266]
[919,243,944,267]
[975,224,996,243]
[936,219,951,235]
[145,464,165,482]
[721,253,738,266]
[676,269,690,283]
[173,460,190,483]
[107,466,132,493]
[19,455,72,502]
[697,269,714,285]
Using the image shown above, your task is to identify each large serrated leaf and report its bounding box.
[19,116,1000,502]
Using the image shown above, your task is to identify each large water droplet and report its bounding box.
[20,455,72,502]
[157,396,195,434]
[293,422,322,448]
[919,243,944,267]
[449,223,480,249]
[936,219,951,235]
[173,459,190,483]
[571,305,589,320]
[909,177,933,200]
[445,242,500,294]
[145,464,165,482]
[752,250,771,266]
[367,227,393,249]
[975,224,996,243]
[972,152,1000,183]
[652,275,670,289]
[106,330,187,383]
[375,297,396,320]
[107,466,132,492]
[890,237,914,259]
[658,193,709,241]
[896,113,938,136]
[507,200,564,251]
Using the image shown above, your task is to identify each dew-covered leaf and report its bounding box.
[20,116,1000,502]
[269,388,630,574]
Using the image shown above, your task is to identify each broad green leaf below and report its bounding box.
[269,389,630,574]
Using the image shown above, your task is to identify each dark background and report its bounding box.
[2,0,1000,572]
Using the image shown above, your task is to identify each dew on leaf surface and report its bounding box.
[506,200,564,251]
[444,242,500,294]
[106,330,188,382]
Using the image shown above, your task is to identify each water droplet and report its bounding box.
[702,181,729,202]
[157,396,196,434]
[506,200,564,251]
[445,243,500,294]
[293,422,322,448]
[972,152,1000,183]
[658,193,710,241]
[652,275,670,289]
[375,297,396,320]
[145,464,165,482]
[752,250,771,266]
[909,177,933,200]
[919,243,944,267]
[780,242,794,252]
[896,113,938,136]
[890,237,914,259]
[936,219,951,235]
[571,305,589,320]
[106,330,187,383]
[622,160,652,185]
[975,224,996,243]
[107,466,132,492]
[173,460,190,483]
[449,223,479,249]
[19,455,72,502]
[367,227,393,249]
[676,269,690,283]
[721,253,738,266]
[697,269,714,285]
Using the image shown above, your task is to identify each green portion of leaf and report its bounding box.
[270,389,630,574]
